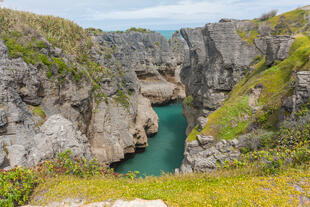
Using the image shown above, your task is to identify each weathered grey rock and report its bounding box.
[197,135,214,146]
[28,114,91,166]
[132,95,159,148]
[281,71,310,120]
[7,145,27,168]
[0,145,6,167]
[180,21,260,133]
[295,71,310,106]
[0,109,7,134]
[264,35,295,66]
[180,138,240,173]
[94,31,187,105]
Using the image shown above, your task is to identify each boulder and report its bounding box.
[265,35,295,66]
[27,114,91,166]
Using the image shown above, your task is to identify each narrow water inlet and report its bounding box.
[115,103,187,176]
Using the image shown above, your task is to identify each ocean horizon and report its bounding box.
[156,30,177,39]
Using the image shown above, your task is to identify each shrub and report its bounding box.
[36,150,111,178]
[0,167,38,207]
[183,95,193,107]
[259,10,278,21]
[113,90,129,108]
[126,27,150,33]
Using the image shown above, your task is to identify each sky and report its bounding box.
[2,0,310,31]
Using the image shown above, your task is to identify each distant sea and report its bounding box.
[156,30,177,40]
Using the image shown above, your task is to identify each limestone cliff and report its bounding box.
[0,9,186,169]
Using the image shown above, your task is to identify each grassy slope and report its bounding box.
[237,7,310,44]
[31,169,309,207]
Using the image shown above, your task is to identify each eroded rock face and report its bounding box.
[296,71,310,106]
[133,95,159,148]
[255,35,294,66]
[181,136,240,173]
[0,32,159,169]
[180,22,260,134]
[28,114,92,166]
[94,31,187,105]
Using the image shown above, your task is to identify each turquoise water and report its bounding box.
[115,103,187,176]
[156,30,176,39]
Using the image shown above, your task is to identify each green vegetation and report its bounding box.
[183,95,193,107]
[187,125,200,142]
[236,29,259,44]
[201,96,252,140]
[85,27,105,36]
[0,150,118,206]
[237,7,310,44]
[265,8,310,35]
[154,41,161,47]
[126,27,151,33]
[30,106,46,119]
[1,32,84,83]
[30,168,309,206]
[0,167,38,207]
[114,89,130,108]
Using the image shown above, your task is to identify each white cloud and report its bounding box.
[89,0,228,21]
[88,0,310,22]
[1,0,309,30]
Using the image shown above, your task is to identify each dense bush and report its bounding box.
[0,167,38,207]
[126,27,150,33]
[259,10,278,21]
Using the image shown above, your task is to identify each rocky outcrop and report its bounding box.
[282,71,310,119]
[94,31,187,105]
[180,136,240,173]
[28,114,92,166]
[254,35,294,66]
[295,71,310,106]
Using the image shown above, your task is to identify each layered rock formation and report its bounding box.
[179,19,298,173]
[94,31,187,105]
[0,30,159,168]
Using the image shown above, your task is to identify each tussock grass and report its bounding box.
[0,8,92,57]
